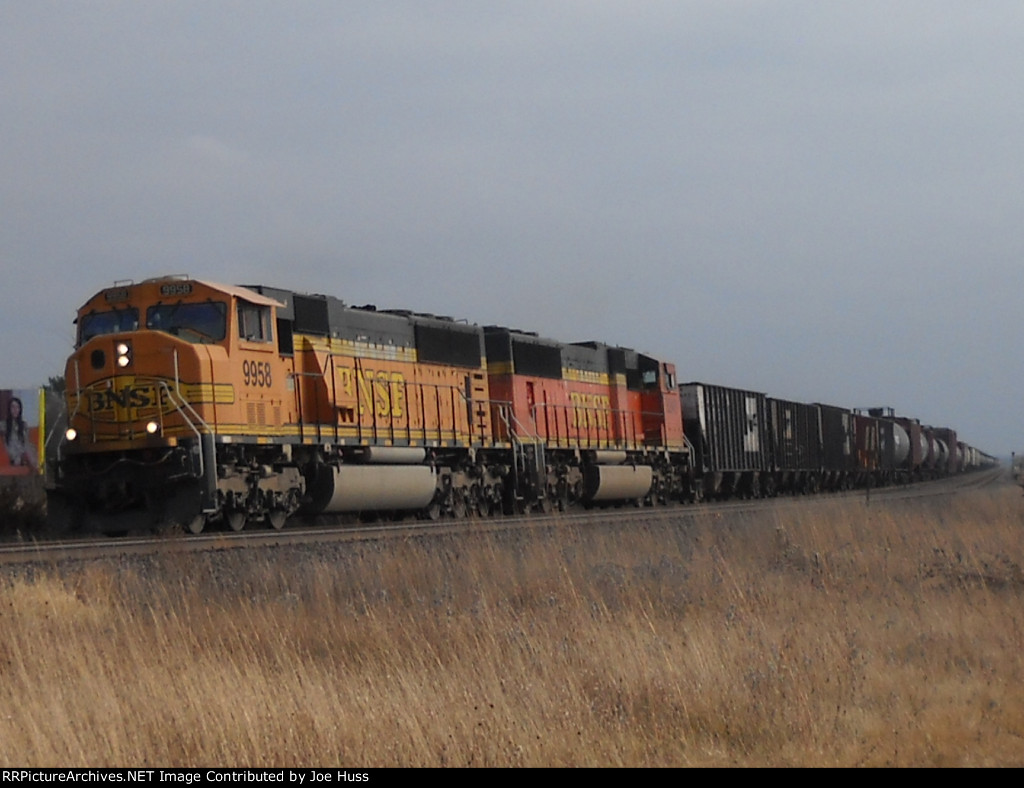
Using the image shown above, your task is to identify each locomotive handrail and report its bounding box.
[531,399,622,450]
[60,359,85,456]
[171,350,211,435]
[169,349,213,481]
[493,401,545,488]
[529,399,670,451]
[503,404,541,445]
[155,380,204,443]
[289,368,326,443]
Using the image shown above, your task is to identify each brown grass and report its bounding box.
[2,484,1024,766]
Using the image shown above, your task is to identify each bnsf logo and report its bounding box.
[87,383,172,414]
[569,392,611,431]
[337,367,406,418]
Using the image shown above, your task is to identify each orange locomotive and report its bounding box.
[51,276,692,532]
[482,327,690,510]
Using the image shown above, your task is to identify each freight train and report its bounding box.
[47,276,995,533]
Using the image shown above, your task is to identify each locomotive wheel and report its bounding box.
[556,480,570,512]
[226,512,246,532]
[649,479,665,506]
[491,483,505,515]
[46,491,86,535]
[468,484,485,517]
[268,510,287,530]
[451,491,468,519]
[186,514,206,535]
[509,494,528,516]
[424,498,442,521]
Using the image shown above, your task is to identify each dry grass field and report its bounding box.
[2,481,1023,767]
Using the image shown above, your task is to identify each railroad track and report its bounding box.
[0,467,1008,567]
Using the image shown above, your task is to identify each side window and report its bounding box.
[237,301,273,342]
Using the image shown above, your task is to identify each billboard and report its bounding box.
[1,389,44,476]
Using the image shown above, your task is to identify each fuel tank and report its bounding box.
[582,465,653,503]
[306,464,437,513]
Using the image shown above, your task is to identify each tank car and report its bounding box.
[852,409,903,487]
[858,407,911,486]
[930,427,959,475]
[889,414,928,481]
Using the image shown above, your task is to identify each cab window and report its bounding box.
[147,302,227,343]
[78,307,140,346]
[237,301,273,343]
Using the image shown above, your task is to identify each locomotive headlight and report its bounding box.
[65,427,78,442]
[146,420,160,435]
[116,341,132,368]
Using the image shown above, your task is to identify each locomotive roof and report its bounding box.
[80,277,284,312]
[209,281,285,308]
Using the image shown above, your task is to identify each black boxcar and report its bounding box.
[817,403,856,490]
[679,382,770,499]
[767,397,824,494]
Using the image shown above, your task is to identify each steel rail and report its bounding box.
[0,468,1007,566]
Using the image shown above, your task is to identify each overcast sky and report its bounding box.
[2,2,1020,456]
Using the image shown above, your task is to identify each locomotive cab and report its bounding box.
[64,277,290,445]
[54,276,303,533]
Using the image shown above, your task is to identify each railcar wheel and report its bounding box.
[226,512,246,532]
[268,510,287,530]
